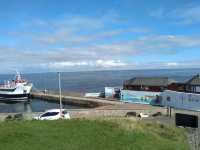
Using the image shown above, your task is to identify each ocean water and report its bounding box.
[1,68,200,93]
[0,68,199,113]
[0,99,81,113]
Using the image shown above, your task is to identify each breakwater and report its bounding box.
[30,92,122,108]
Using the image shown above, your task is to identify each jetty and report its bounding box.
[30,91,122,108]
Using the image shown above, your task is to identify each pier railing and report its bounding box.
[31,89,84,97]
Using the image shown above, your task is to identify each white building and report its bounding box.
[161,90,200,111]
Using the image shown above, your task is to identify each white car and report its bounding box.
[138,113,149,118]
[34,109,70,120]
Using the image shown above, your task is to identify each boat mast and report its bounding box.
[58,72,63,115]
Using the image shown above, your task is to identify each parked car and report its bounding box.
[138,113,149,118]
[34,109,70,120]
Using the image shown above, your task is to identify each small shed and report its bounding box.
[105,87,121,98]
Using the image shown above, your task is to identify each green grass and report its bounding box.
[0,119,189,150]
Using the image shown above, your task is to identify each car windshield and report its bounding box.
[62,110,68,114]
[41,112,59,117]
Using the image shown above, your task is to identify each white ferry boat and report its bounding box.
[0,73,33,101]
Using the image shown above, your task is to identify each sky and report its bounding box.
[0,0,200,73]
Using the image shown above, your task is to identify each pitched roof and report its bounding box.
[124,77,175,87]
[186,74,200,85]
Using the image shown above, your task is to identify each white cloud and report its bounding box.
[1,10,200,73]
[42,60,128,70]
[48,61,88,68]
[171,5,200,25]
[150,8,165,18]
[96,59,127,67]
[165,62,179,67]
[150,5,200,25]
[1,32,200,73]
[36,27,149,45]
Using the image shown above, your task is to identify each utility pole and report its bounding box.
[58,72,63,116]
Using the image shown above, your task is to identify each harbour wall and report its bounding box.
[30,91,122,108]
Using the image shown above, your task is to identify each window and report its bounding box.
[41,112,59,117]
[196,86,200,93]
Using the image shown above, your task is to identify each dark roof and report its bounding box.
[124,77,175,87]
[186,74,200,85]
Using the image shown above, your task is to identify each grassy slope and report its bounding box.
[0,119,189,150]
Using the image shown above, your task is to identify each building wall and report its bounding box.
[167,83,186,92]
[186,85,200,93]
[120,90,161,105]
[105,87,115,98]
[105,87,120,98]
[196,86,200,93]
[124,83,187,92]
[123,85,164,92]
[161,90,200,111]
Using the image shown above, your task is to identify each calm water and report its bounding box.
[0,69,199,113]
[1,69,200,93]
[0,99,82,113]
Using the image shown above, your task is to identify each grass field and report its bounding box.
[0,119,189,150]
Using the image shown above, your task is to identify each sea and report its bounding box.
[0,68,200,113]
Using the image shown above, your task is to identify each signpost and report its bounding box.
[58,72,63,117]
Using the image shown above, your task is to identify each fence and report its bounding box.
[161,90,200,111]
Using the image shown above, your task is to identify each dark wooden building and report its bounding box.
[123,74,200,93]
[123,77,175,92]
[167,83,186,92]
[185,74,200,93]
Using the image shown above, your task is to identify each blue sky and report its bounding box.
[0,0,200,73]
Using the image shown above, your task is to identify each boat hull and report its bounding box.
[0,93,30,101]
